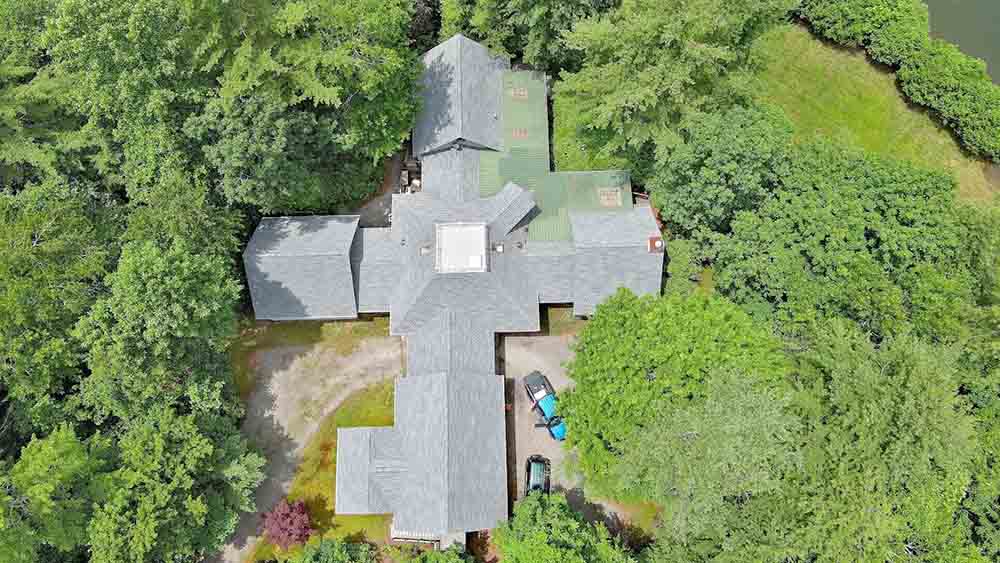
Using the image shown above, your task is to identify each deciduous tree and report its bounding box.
[562,289,789,495]
[555,0,796,180]
[786,323,980,561]
[649,105,792,238]
[714,141,968,339]
[88,408,264,563]
[495,492,635,563]
[262,499,314,552]
[617,372,798,544]
[0,183,117,444]
[0,424,110,561]
[75,240,240,421]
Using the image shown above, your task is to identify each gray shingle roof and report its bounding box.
[569,207,661,248]
[413,34,509,156]
[570,207,663,315]
[335,427,403,514]
[513,241,576,304]
[485,183,536,238]
[351,227,402,314]
[387,189,540,337]
[244,216,360,320]
[421,148,482,203]
[405,312,497,375]
[335,373,507,538]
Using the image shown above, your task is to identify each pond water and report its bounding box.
[925,0,1000,83]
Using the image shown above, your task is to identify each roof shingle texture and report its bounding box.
[334,373,507,538]
[413,35,509,157]
[244,216,360,320]
[351,227,402,314]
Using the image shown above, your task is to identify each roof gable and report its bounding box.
[414,34,509,156]
[244,216,360,320]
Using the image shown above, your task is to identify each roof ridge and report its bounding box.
[253,251,351,257]
[442,365,452,531]
[456,36,464,145]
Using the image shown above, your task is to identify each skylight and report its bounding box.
[435,223,488,273]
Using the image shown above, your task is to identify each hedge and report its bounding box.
[799,0,1000,161]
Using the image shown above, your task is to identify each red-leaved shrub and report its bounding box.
[261,499,314,550]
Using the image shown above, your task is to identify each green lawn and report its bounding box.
[229,316,390,400]
[754,24,998,203]
[249,381,395,562]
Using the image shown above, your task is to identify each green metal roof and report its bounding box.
[479,71,633,242]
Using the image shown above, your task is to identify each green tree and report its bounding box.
[75,240,240,421]
[649,105,792,238]
[42,0,245,191]
[440,0,476,40]
[663,238,701,295]
[555,0,795,180]
[495,492,636,563]
[0,424,110,560]
[0,0,109,192]
[186,91,383,213]
[121,168,243,261]
[213,0,419,212]
[505,0,615,73]
[44,0,418,211]
[441,0,614,74]
[562,289,789,495]
[714,141,968,339]
[88,408,264,563]
[798,0,930,66]
[789,324,980,561]
[289,538,377,563]
[617,372,798,545]
[0,183,117,445]
[386,545,470,563]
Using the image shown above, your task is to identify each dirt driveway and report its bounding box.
[214,330,403,563]
[504,335,645,538]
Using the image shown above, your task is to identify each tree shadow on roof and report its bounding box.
[414,51,458,156]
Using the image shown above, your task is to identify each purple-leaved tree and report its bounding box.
[261,499,314,550]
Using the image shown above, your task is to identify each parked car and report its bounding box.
[524,455,551,496]
[523,371,567,441]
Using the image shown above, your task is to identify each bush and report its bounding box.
[798,0,1000,161]
[649,105,792,237]
[262,500,315,551]
[899,40,1000,161]
[799,0,929,66]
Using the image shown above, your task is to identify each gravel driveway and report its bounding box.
[504,334,647,539]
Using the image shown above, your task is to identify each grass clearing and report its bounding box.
[543,305,588,336]
[248,381,395,562]
[229,316,390,401]
[753,24,999,203]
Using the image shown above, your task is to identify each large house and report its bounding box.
[243,34,664,547]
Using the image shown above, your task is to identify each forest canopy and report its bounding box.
[2,1,999,562]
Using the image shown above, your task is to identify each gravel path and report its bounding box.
[212,336,403,563]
